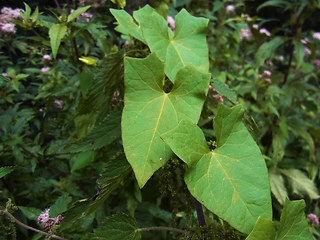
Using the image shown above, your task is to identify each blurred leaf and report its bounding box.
[71,151,95,172]
[255,37,284,66]
[294,41,305,68]
[87,156,131,214]
[50,193,72,217]
[0,166,16,178]
[269,169,288,205]
[245,216,275,240]
[79,69,93,97]
[49,23,67,59]
[18,206,42,221]
[67,6,91,22]
[79,56,98,66]
[111,0,126,9]
[21,3,31,20]
[280,169,320,200]
[76,51,124,116]
[277,199,313,240]
[64,110,121,153]
[257,0,291,11]
[92,212,141,240]
[289,127,315,161]
[213,79,237,104]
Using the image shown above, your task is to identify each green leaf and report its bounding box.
[0,166,16,178]
[76,52,124,116]
[279,168,320,200]
[212,79,237,104]
[255,37,284,66]
[134,5,209,81]
[112,5,209,82]
[111,0,126,9]
[122,53,210,188]
[110,9,146,43]
[92,212,141,240]
[64,110,121,153]
[49,23,67,59]
[257,0,291,11]
[246,216,276,240]
[276,200,313,240]
[67,6,91,22]
[19,206,43,221]
[87,156,131,214]
[71,151,95,172]
[269,169,288,205]
[161,105,272,234]
[21,3,31,20]
[50,193,72,218]
[294,41,305,68]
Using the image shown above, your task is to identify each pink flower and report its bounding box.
[41,67,50,73]
[313,59,320,67]
[278,55,284,61]
[42,54,52,61]
[253,24,259,29]
[38,209,50,223]
[304,47,311,55]
[0,23,16,33]
[263,70,272,77]
[53,100,64,109]
[167,16,175,32]
[1,72,8,77]
[308,213,319,225]
[313,32,320,41]
[213,94,224,103]
[38,209,64,230]
[259,28,271,36]
[124,40,130,45]
[226,5,235,12]
[239,28,252,40]
[265,78,272,84]
[266,60,273,67]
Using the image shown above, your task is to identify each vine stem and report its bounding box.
[195,199,206,227]
[137,226,188,234]
[0,207,68,240]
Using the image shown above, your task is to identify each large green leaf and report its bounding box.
[92,212,141,240]
[0,166,16,178]
[161,105,272,234]
[111,5,209,82]
[49,23,67,59]
[246,216,276,240]
[122,53,210,188]
[276,200,313,240]
[110,9,145,43]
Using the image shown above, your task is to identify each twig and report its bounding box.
[0,207,68,240]
[137,226,188,234]
[53,0,63,14]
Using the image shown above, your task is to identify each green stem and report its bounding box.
[137,226,188,234]
[0,207,67,240]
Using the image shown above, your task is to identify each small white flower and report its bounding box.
[226,5,235,12]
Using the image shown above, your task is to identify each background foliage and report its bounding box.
[0,0,320,239]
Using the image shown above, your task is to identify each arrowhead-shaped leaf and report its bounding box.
[49,23,67,59]
[110,9,146,43]
[276,200,313,240]
[122,53,210,188]
[67,6,91,22]
[92,212,141,240]
[161,105,272,234]
[111,5,209,82]
[246,216,276,240]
